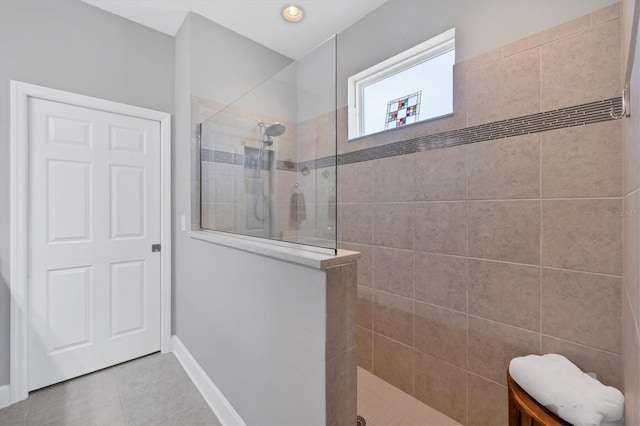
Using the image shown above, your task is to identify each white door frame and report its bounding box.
[9,81,172,404]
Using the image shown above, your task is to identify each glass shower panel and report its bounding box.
[200,36,337,253]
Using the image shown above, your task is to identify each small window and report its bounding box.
[348,28,455,139]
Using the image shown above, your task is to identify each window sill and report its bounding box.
[189,229,360,270]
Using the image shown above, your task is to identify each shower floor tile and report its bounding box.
[357,367,461,426]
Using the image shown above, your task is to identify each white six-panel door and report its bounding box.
[28,97,161,391]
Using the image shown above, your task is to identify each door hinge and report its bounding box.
[152,244,161,253]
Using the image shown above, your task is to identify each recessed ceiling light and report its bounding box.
[282,4,304,23]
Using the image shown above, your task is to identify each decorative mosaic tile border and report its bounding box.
[201,97,621,171]
[335,97,621,167]
[200,149,244,166]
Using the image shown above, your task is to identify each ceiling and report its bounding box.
[82,0,388,59]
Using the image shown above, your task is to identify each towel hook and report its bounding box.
[610,83,630,119]
[293,182,304,193]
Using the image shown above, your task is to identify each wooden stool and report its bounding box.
[507,371,571,426]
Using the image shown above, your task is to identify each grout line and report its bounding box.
[467,314,539,334]
[540,265,622,279]
[413,345,467,373]
[623,285,640,342]
[539,333,623,357]
[338,195,624,206]
[467,371,507,390]
[624,186,640,198]
[371,243,376,374]
[372,331,415,351]
[373,288,466,314]
[464,142,470,422]
[539,132,543,354]
[466,256,538,269]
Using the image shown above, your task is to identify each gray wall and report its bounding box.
[0,0,175,386]
[337,0,618,106]
[189,13,292,103]
[174,14,329,425]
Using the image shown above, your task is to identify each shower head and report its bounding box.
[258,121,286,147]
[265,122,286,137]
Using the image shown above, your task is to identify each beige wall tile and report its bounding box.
[452,66,469,129]
[541,335,622,390]
[502,14,591,58]
[338,162,373,204]
[414,145,467,201]
[373,291,414,346]
[357,327,373,372]
[339,136,369,156]
[468,259,540,331]
[623,294,640,425]
[467,49,540,126]
[591,3,620,27]
[339,242,373,288]
[336,106,349,152]
[414,302,467,368]
[373,247,414,298]
[326,266,345,358]
[337,204,343,242]
[541,199,622,275]
[357,286,373,330]
[326,345,357,426]
[541,268,621,353]
[343,347,358,425]
[414,352,467,424]
[624,192,640,323]
[373,203,415,250]
[541,121,622,198]
[541,20,621,110]
[624,112,640,194]
[468,316,540,385]
[373,154,417,202]
[335,8,628,418]
[313,112,338,160]
[343,262,358,350]
[341,204,373,245]
[373,334,413,395]
[275,169,298,205]
[467,134,540,200]
[467,374,508,426]
[455,46,504,75]
[468,200,540,265]
[415,202,467,256]
[414,253,467,312]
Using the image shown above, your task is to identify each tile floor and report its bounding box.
[357,367,461,426]
[0,353,220,426]
[1,356,459,426]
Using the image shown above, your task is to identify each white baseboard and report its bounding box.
[0,385,10,410]
[171,336,245,426]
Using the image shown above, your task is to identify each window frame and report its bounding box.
[347,28,456,140]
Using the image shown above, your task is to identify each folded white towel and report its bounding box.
[509,354,624,426]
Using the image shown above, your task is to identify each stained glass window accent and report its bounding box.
[385,92,422,129]
[347,28,454,138]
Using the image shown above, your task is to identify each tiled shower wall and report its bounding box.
[338,4,623,425]
[193,99,337,246]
